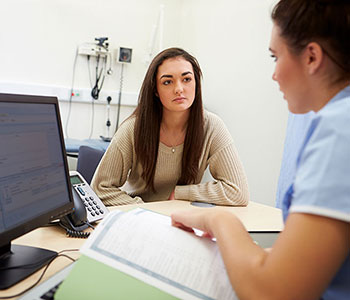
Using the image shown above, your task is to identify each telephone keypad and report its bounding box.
[72,182,108,223]
[82,196,105,220]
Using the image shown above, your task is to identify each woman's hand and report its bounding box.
[171,208,234,238]
[168,189,175,200]
[171,209,212,237]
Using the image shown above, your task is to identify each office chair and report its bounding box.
[76,146,105,184]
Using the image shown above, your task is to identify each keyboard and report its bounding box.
[18,264,74,300]
[40,281,62,300]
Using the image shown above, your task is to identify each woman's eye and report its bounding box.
[270,54,277,62]
[163,80,171,85]
[184,77,192,82]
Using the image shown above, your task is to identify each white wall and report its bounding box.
[1,0,184,138]
[1,0,287,207]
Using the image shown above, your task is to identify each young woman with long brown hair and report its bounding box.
[92,47,249,206]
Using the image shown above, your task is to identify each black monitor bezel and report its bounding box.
[0,93,74,248]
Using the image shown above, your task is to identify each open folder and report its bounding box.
[54,255,177,299]
[55,209,238,300]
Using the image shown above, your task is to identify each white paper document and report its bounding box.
[81,208,237,300]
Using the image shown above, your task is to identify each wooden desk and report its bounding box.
[0,200,282,299]
[116,200,283,231]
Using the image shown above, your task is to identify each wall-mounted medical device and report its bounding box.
[78,37,109,57]
[117,47,132,63]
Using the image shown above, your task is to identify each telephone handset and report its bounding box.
[60,171,109,237]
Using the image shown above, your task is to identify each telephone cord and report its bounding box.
[58,222,91,239]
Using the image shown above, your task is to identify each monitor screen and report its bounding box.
[0,93,74,289]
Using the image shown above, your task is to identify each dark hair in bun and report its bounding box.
[272,0,350,81]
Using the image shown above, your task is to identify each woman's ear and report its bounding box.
[304,42,324,75]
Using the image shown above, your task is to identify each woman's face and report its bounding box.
[269,25,310,114]
[156,57,196,113]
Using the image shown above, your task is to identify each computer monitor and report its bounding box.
[0,93,74,289]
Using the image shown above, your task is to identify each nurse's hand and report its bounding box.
[171,209,234,238]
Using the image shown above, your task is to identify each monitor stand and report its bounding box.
[0,243,57,290]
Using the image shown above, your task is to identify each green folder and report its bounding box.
[54,255,179,300]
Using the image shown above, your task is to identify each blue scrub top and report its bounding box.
[282,85,350,300]
[275,111,314,208]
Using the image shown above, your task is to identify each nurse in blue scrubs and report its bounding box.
[172,1,350,299]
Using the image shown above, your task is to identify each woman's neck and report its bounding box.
[161,109,190,133]
[311,80,349,112]
[160,110,189,148]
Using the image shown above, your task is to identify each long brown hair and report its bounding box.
[271,0,350,82]
[133,48,204,191]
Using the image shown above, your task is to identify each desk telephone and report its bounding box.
[60,171,109,237]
